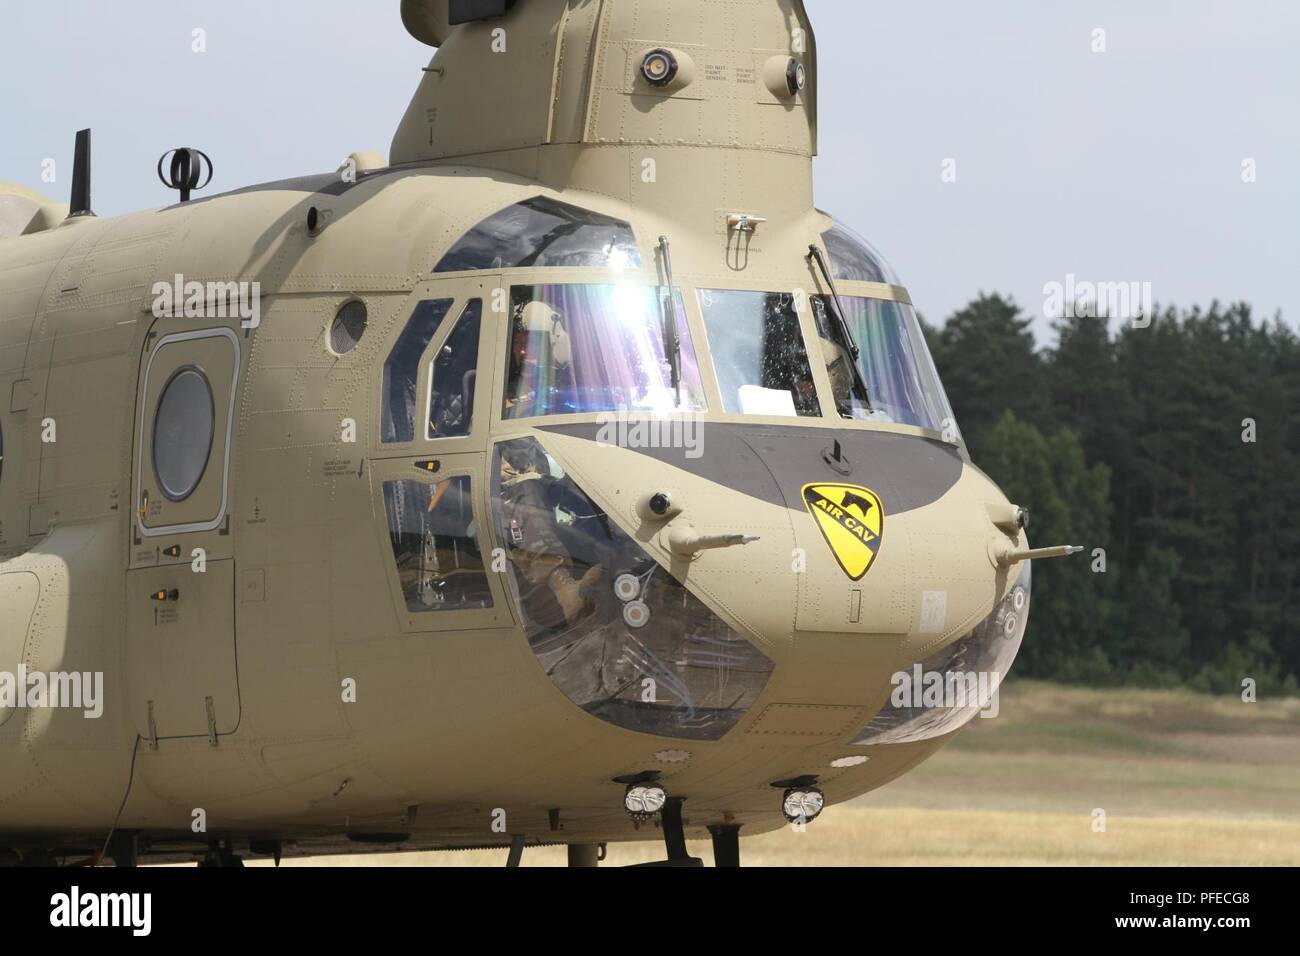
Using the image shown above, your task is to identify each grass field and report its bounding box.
[267,680,1300,867]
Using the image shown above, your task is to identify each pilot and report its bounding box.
[504,300,572,417]
[821,337,857,410]
[498,440,604,631]
[812,297,875,419]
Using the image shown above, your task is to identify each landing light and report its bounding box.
[624,784,667,819]
[782,787,825,824]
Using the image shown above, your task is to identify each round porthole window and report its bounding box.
[152,367,215,502]
[330,300,368,355]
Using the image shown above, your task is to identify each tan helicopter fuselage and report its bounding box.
[0,0,1030,860]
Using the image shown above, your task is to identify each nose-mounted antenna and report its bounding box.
[157,147,214,203]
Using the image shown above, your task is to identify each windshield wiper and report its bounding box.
[808,244,873,413]
[658,235,682,405]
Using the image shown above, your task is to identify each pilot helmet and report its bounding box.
[515,301,572,367]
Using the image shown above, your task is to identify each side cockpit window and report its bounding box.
[810,295,957,433]
[383,476,492,613]
[428,301,482,439]
[382,298,454,444]
[434,196,642,273]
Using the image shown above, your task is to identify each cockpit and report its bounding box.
[502,284,706,419]
[367,194,978,743]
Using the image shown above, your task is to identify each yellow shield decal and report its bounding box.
[801,483,885,581]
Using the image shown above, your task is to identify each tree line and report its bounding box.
[921,294,1299,695]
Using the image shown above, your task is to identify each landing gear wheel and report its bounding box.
[199,840,244,868]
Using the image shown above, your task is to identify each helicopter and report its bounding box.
[0,0,1078,867]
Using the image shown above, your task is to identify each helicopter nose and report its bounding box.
[534,423,1013,664]
[496,424,1025,741]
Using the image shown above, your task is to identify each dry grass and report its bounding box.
[251,681,1300,867]
[258,808,1300,867]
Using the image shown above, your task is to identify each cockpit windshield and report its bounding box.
[503,283,706,419]
[698,289,821,418]
[810,295,956,433]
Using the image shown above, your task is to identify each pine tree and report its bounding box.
[931,293,1298,693]
[931,294,1044,454]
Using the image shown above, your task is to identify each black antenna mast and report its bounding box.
[68,129,94,218]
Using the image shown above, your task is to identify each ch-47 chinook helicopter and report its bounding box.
[0,0,1080,868]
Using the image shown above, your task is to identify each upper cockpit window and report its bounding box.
[811,295,956,433]
[503,284,705,419]
[698,289,821,418]
[383,298,454,444]
[821,221,901,287]
[434,196,642,273]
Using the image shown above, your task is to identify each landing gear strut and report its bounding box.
[708,824,741,868]
[628,797,703,867]
[567,844,600,868]
[105,831,140,868]
[199,840,244,868]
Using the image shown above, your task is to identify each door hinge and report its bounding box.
[147,700,159,751]
[205,696,218,747]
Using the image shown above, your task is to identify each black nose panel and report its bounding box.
[540,423,962,517]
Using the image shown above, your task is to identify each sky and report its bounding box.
[3,0,1297,343]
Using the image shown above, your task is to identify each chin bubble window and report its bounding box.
[698,289,821,418]
[490,436,774,740]
[502,284,705,419]
[428,300,482,439]
[853,562,1031,745]
[810,295,956,432]
[383,476,492,613]
[152,367,215,501]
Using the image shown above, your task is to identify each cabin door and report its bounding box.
[125,325,241,744]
